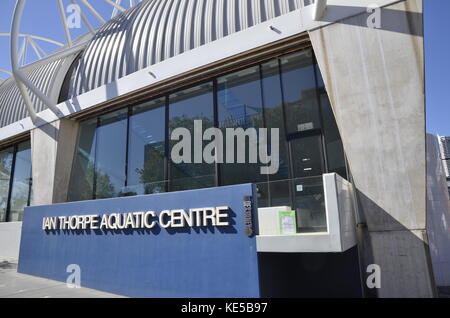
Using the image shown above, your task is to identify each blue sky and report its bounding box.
[0,0,449,136]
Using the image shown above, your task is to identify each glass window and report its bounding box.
[321,95,347,179]
[8,141,32,222]
[95,109,128,199]
[65,46,348,218]
[291,135,324,179]
[261,60,290,182]
[280,49,321,134]
[169,83,215,192]
[128,98,166,196]
[68,118,97,202]
[0,148,13,222]
[218,66,265,186]
[293,177,326,233]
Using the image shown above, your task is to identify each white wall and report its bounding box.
[0,222,22,261]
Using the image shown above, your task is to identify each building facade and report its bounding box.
[438,136,450,196]
[0,0,446,298]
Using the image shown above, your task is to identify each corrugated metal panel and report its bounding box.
[0,56,75,128]
[68,0,303,98]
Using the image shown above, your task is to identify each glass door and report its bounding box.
[289,133,325,178]
[289,132,327,233]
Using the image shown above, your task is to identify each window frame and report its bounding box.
[0,139,33,223]
[67,46,349,203]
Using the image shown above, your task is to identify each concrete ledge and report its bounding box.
[257,232,344,253]
[256,174,357,253]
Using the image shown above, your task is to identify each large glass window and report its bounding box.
[321,95,347,178]
[169,83,215,192]
[0,148,13,222]
[261,60,289,182]
[127,98,166,195]
[8,141,32,222]
[68,119,97,202]
[218,66,265,186]
[95,110,128,199]
[68,46,348,230]
[280,49,321,134]
[0,141,32,223]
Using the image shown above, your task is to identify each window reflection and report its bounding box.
[95,110,128,199]
[321,95,347,179]
[8,141,32,222]
[128,98,166,195]
[66,46,348,232]
[169,83,215,192]
[0,148,13,222]
[261,60,290,182]
[68,119,97,202]
[218,66,265,186]
[280,49,321,134]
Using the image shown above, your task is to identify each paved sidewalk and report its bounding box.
[0,260,124,298]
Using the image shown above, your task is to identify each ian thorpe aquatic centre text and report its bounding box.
[42,207,231,231]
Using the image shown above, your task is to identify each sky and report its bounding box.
[0,0,449,136]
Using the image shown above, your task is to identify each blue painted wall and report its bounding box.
[18,184,260,298]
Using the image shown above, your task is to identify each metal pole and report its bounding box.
[79,0,106,24]
[11,0,61,121]
[57,0,73,47]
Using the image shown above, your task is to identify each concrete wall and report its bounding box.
[0,222,22,261]
[426,134,450,288]
[309,0,436,297]
[31,118,79,206]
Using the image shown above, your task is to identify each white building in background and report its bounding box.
[438,136,450,195]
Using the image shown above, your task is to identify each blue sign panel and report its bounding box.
[18,184,260,298]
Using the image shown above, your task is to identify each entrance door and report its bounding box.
[288,132,327,232]
[289,133,325,179]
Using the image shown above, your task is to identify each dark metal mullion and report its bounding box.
[164,95,170,193]
[5,145,17,222]
[124,107,132,189]
[213,79,221,188]
[92,117,100,200]
[277,57,295,209]
[258,64,271,207]
[26,164,32,208]
[313,55,329,174]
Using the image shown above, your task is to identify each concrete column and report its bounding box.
[309,0,436,297]
[31,118,79,206]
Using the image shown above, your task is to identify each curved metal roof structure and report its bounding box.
[67,0,303,97]
[0,53,79,128]
[0,0,304,129]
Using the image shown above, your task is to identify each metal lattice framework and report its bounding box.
[0,32,64,70]
[7,0,141,122]
[5,0,324,123]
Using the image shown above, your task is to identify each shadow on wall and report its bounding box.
[34,120,59,141]
[321,5,423,37]
[258,188,436,298]
[258,247,363,298]
[355,189,436,298]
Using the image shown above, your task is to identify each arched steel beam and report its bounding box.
[0,69,13,77]
[8,0,140,123]
[11,0,63,122]
[0,32,64,47]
